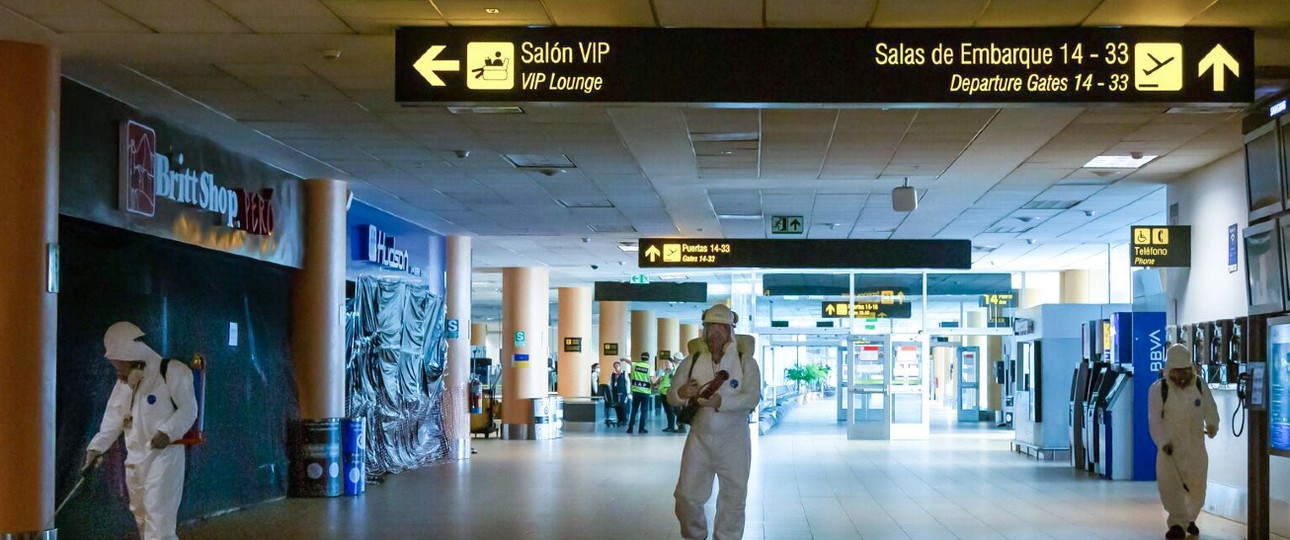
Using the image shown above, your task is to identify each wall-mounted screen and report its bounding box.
[1245,219,1285,315]
[1247,122,1283,220]
[1266,316,1290,457]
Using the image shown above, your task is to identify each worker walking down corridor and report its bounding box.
[669,304,761,540]
[86,322,199,540]
[1148,344,1220,539]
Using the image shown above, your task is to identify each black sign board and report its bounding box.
[602,343,618,357]
[821,301,913,319]
[594,281,707,302]
[980,292,1019,308]
[1131,226,1192,267]
[563,337,582,353]
[639,239,970,269]
[396,27,1253,104]
[659,350,672,361]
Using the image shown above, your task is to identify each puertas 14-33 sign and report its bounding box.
[1131,226,1191,267]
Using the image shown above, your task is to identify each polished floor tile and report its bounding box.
[180,398,1277,539]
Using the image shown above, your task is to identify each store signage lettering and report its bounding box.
[1130,225,1191,267]
[363,225,422,276]
[119,120,275,236]
[396,28,1253,104]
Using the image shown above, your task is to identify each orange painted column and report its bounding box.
[500,267,549,438]
[0,40,59,537]
[680,324,701,357]
[291,179,348,419]
[557,287,592,398]
[444,236,472,458]
[598,302,628,385]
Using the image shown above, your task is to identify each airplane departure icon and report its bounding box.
[1142,53,1173,76]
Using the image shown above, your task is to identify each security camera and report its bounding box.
[321,49,342,60]
[1130,151,1144,160]
[590,264,599,270]
[454,149,470,159]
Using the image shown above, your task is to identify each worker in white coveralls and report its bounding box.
[1148,344,1220,539]
[86,321,198,540]
[668,304,761,540]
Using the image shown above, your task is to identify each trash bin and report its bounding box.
[341,417,366,496]
[289,418,342,498]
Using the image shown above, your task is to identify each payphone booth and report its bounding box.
[958,346,981,422]
[847,336,891,440]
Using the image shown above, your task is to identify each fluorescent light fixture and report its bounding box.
[1083,154,1158,169]
[617,243,639,252]
[504,154,576,169]
[716,213,763,220]
[446,106,524,114]
[1272,100,1288,117]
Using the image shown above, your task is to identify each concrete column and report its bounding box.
[558,287,592,397]
[598,301,627,385]
[631,310,657,376]
[657,317,680,368]
[444,236,471,458]
[680,323,701,357]
[291,179,347,420]
[0,41,58,537]
[501,267,549,437]
[1061,269,1091,303]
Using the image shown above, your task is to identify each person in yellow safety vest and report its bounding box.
[627,352,653,434]
[657,358,679,432]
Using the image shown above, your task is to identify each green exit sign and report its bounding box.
[630,274,650,284]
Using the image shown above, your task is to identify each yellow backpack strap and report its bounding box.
[686,337,706,358]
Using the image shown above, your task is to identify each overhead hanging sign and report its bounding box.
[395,27,1253,104]
[638,239,970,269]
[594,281,708,302]
[822,301,913,319]
[1131,226,1192,267]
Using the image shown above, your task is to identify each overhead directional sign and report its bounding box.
[1131,226,1191,267]
[980,292,1018,308]
[637,239,970,269]
[396,27,1253,104]
[771,216,804,235]
[594,281,707,302]
[822,301,913,319]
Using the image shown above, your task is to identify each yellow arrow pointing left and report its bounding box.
[414,45,460,87]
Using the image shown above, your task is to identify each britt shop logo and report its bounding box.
[119,120,276,236]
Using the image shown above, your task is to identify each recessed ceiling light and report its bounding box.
[504,153,576,169]
[1083,154,1158,169]
[485,8,501,14]
[716,213,763,220]
[617,243,639,253]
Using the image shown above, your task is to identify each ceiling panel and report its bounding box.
[322,0,444,34]
[101,0,250,33]
[871,0,989,27]
[766,0,877,28]
[1083,0,1215,26]
[432,0,553,25]
[1190,0,1290,26]
[975,0,1101,26]
[654,0,762,27]
[543,0,655,25]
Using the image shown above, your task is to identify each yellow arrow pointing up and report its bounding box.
[414,45,460,87]
[825,304,836,316]
[644,244,661,262]
[1199,44,1239,92]
[897,291,905,304]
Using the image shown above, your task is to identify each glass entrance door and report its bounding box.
[958,346,981,422]
[847,336,891,440]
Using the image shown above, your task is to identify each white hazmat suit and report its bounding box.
[1147,344,1219,533]
[88,322,198,540]
[669,307,760,540]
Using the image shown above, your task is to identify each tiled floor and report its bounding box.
[181,398,1274,539]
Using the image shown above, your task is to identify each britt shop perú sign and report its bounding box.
[120,120,276,236]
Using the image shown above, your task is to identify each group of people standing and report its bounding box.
[592,352,687,433]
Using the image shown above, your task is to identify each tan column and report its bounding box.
[1061,269,1091,303]
[501,267,549,436]
[0,41,58,536]
[680,323,701,357]
[291,179,347,420]
[444,236,471,458]
[558,287,592,397]
[631,310,657,377]
[598,301,627,385]
[986,336,1004,411]
[471,321,488,357]
[657,317,680,368]
[1020,288,1058,309]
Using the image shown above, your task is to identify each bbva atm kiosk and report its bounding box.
[1077,311,1164,481]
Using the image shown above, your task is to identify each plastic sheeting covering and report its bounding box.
[346,276,449,475]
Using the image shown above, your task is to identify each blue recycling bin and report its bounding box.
[341,417,366,496]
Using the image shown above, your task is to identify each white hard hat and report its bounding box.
[104,321,146,361]
[1165,344,1193,371]
[702,304,737,326]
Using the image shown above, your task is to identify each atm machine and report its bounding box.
[1084,363,1113,472]
[1098,370,1134,480]
[1070,321,1096,470]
